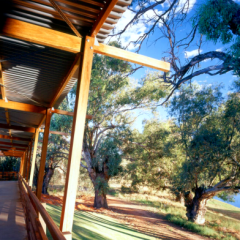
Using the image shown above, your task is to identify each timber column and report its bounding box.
[26,140,33,181]
[22,150,28,178]
[60,36,94,237]
[36,108,52,200]
[29,128,40,187]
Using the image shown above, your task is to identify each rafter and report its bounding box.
[49,0,82,37]
[91,0,119,37]
[50,54,81,108]
[2,18,82,53]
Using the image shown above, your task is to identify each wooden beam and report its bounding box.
[49,0,82,38]
[0,146,27,151]
[22,151,28,178]
[0,123,35,133]
[4,152,24,157]
[29,129,39,188]
[0,63,6,100]
[36,109,52,200]
[50,54,81,107]
[0,99,46,114]
[20,156,24,175]
[26,141,33,182]
[52,109,93,119]
[94,43,171,72]
[0,134,31,142]
[91,0,119,37]
[39,129,69,136]
[2,18,82,53]
[0,141,28,148]
[60,36,94,234]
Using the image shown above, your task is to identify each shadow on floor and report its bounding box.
[47,204,193,240]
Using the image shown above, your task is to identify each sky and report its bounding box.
[105,0,238,132]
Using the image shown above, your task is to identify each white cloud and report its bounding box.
[216,48,222,52]
[178,0,197,11]
[107,9,162,50]
[107,0,196,51]
[185,49,202,58]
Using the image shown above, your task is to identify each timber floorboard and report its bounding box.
[0,181,27,240]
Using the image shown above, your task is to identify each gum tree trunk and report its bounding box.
[42,167,54,194]
[88,164,110,209]
[94,179,108,209]
[185,188,208,224]
[42,158,54,195]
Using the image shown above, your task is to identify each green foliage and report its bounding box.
[217,192,236,202]
[123,119,180,190]
[92,138,122,177]
[94,176,109,195]
[168,83,240,195]
[165,214,227,239]
[0,157,20,171]
[195,0,240,75]
[196,0,239,44]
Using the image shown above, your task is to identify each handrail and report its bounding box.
[19,174,66,240]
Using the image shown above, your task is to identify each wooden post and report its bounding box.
[29,128,39,188]
[60,36,94,234]
[26,140,33,182]
[22,150,28,178]
[36,109,52,200]
[19,156,24,175]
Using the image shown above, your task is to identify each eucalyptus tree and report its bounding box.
[33,97,73,194]
[70,43,168,208]
[123,120,182,192]
[169,83,240,224]
[113,0,240,101]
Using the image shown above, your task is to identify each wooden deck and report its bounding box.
[0,181,27,240]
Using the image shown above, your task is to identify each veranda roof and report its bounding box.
[0,0,132,157]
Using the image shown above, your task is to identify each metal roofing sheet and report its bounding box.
[0,36,76,107]
[0,0,131,147]
[2,0,132,42]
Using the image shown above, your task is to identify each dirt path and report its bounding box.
[42,194,209,240]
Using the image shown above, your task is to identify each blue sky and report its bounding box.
[106,0,238,132]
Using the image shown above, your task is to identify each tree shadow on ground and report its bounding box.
[47,204,188,240]
[208,207,240,221]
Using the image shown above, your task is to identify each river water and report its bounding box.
[214,194,240,208]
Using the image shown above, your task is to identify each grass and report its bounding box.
[46,204,158,240]
[112,191,240,240]
[165,214,236,240]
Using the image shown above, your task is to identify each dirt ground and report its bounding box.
[41,194,209,240]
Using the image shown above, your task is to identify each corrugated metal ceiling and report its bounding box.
[0,0,132,153]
